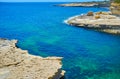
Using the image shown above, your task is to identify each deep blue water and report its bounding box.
[0,2,120,79]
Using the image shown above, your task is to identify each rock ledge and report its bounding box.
[0,38,65,79]
[65,12,120,34]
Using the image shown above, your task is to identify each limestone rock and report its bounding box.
[94,15,101,19]
[0,39,64,79]
[110,3,120,15]
[66,12,120,34]
[87,12,94,16]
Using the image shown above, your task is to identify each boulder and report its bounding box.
[87,11,94,16]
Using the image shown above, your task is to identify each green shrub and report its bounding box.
[114,0,120,3]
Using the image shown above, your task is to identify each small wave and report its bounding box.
[63,13,85,24]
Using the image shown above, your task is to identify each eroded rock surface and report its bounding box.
[110,3,120,15]
[65,12,120,34]
[0,39,65,79]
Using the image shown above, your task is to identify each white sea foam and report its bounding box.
[63,15,80,24]
[63,13,85,24]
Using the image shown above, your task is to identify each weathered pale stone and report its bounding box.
[65,12,120,34]
[110,3,120,15]
[0,39,64,79]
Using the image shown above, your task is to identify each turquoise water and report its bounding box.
[0,2,120,79]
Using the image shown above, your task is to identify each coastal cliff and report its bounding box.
[65,12,120,34]
[61,0,120,34]
[110,2,120,15]
[0,39,65,79]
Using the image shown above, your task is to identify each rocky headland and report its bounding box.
[65,11,120,34]
[64,0,120,34]
[56,1,110,7]
[0,38,65,79]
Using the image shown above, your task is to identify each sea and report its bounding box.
[0,2,120,79]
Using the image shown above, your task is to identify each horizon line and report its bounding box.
[0,0,104,3]
[0,1,105,3]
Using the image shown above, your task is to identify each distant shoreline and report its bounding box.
[55,1,110,7]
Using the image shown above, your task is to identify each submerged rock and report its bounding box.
[0,38,65,79]
[65,12,120,34]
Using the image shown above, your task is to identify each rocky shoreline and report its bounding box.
[56,1,110,7]
[110,3,120,15]
[65,12,120,34]
[0,39,65,79]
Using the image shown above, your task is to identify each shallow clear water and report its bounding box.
[0,2,120,79]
